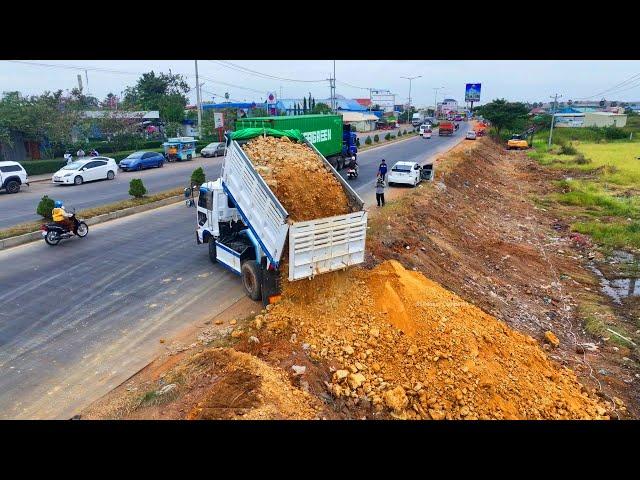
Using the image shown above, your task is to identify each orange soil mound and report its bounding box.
[242,135,351,222]
[263,260,609,420]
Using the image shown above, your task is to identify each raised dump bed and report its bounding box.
[194,128,367,304]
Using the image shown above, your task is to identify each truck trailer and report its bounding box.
[438,121,455,136]
[193,128,368,305]
[235,114,358,170]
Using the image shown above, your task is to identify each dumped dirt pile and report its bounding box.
[242,135,351,221]
[89,347,319,420]
[260,260,609,419]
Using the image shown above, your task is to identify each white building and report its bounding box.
[437,98,458,117]
[584,112,627,128]
[341,112,379,132]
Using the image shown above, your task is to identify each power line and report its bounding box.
[207,60,326,83]
[335,79,369,90]
[576,72,640,100]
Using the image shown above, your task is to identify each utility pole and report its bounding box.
[548,93,562,147]
[433,87,444,119]
[195,60,202,139]
[401,75,421,124]
[333,60,336,113]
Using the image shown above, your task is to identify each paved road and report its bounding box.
[0,125,469,419]
[0,156,225,229]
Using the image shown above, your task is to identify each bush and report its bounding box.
[129,178,147,198]
[191,167,205,187]
[397,130,402,137]
[36,195,55,220]
[365,136,372,145]
[390,134,396,139]
[560,143,577,155]
[21,159,67,176]
[574,154,591,165]
[373,134,379,143]
[403,129,407,135]
[384,133,391,141]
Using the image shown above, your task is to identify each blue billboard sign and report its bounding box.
[465,83,481,103]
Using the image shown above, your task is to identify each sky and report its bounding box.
[0,60,639,108]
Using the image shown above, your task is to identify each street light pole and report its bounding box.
[195,60,202,139]
[401,75,421,125]
[433,87,444,120]
[548,93,562,147]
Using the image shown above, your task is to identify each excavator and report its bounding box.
[506,134,529,150]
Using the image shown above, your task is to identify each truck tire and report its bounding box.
[5,179,20,194]
[241,261,262,301]
[208,240,217,264]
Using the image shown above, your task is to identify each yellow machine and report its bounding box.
[507,134,529,150]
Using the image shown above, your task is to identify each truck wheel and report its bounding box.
[5,180,20,194]
[208,240,217,264]
[241,261,262,301]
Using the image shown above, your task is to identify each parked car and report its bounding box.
[0,160,29,194]
[119,151,165,171]
[200,142,227,158]
[387,161,430,187]
[52,157,118,185]
[466,130,477,140]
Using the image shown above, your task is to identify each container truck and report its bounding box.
[191,128,368,305]
[235,114,357,170]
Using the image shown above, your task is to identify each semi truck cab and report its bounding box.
[342,124,358,160]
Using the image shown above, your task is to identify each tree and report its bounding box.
[311,97,316,111]
[129,178,147,198]
[303,97,307,114]
[311,102,331,114]
[121,71,190,120]
[101,93,118,109]
[190,167,205,187]
[474,98,529,137]
[36,195,55,220]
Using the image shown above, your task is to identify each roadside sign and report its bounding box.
[267,92,277,104]
[465,83,481,103]
[214,113,224,129]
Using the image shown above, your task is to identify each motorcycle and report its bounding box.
[41,208,89,246]
[346,157,358,179]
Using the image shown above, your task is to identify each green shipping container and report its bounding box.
[235,114,344,158]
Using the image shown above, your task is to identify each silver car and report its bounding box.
[200,142,226,158]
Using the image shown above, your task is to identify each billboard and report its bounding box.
[465,83,481,103]
[214,113,224,129]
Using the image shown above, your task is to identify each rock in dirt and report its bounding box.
[544,331,560,348]
[157,384,177,395]
[347,373,366,390]
[384,386,409,413]
[291,365,307,376]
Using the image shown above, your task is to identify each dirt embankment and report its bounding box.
[84,137,631,420]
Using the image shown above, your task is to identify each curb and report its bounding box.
[0,195,183,251]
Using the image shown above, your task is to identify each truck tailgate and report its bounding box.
[288,211,368,281]
[221,140,289,267]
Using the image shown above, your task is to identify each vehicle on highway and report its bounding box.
[200,142,227,158]
[387,161,431,187]
[418,124,431,136]
[422,128,432,139]
[466,130,477,140]
[118,151,165,171]
[192,128,367,305]
[163,137,196,162]
[52,157,118,185]
[0,160,29,194]
[41,208,89,246]
[507,134,529,150]
[439,121,455,136]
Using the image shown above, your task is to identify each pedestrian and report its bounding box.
[378,158,388,181]
[375,174,386,207]
[76,147,85,158]
[64,151,73,164]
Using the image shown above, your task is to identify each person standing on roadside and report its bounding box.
[375,174,386,207]
[378,158,388,181]
[76,147,85,159]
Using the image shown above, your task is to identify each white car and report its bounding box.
[0,160,29,194]
[387,161,428,187]
[418,124,432,136]
[52,157,118,185]
[200,142,226,158]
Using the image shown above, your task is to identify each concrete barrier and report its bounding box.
[0,195,183,251]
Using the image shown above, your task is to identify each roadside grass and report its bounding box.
[358,130,418,152]
[0,187,183,241]
[531,136,640,251]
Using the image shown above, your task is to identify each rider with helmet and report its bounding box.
[52,200,75,233]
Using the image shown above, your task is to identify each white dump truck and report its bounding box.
[191,128,368,305]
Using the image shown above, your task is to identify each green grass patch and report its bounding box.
[573,221,640,250]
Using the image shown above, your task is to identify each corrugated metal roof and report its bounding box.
[341,112,379,122]
[83,110,159,119]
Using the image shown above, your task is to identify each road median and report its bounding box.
[0,188,184,250]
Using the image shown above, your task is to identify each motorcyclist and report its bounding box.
[52,200,76,234]
[348,156,358,176]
